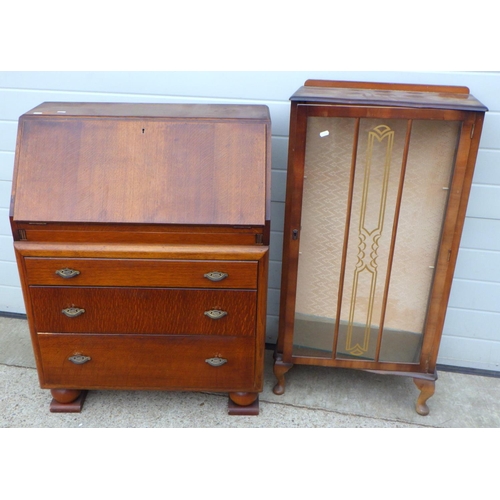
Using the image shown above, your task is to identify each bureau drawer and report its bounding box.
[24,258,258,288]
[30,287,256,336]
[38,333,258,391]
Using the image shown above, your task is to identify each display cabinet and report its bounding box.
[11,102,271,415]
[273,80,487,415]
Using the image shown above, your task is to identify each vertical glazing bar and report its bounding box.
[332,118,361,358]
[374,119,413,362]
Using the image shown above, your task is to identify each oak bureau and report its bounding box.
[10,102,271,415]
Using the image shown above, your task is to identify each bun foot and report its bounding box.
[50,389,88,413]
[228,392,259,415]
[413,378,435,416]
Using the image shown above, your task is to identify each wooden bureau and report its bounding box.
[10,103,271,415]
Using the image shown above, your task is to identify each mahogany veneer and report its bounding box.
[11,102,271,414]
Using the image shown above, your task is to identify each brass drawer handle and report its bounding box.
[62,307,85,318]
[204,309,228,320]
[68,355,91,365]
[204,271,228,282]
[55,268,80,279]
[205,357,228,367]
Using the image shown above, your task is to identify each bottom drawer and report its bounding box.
[38,333,258,391]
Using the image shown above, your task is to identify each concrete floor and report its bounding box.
[1,315,500,427]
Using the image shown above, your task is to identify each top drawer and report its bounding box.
[23,258,258,289]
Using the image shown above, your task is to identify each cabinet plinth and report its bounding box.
[274,80,487,415]
[11,103,271,415]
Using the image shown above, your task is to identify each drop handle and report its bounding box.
[204,271,228,282]
[204,309,228,320]
[55,268,80,279]
[68,355,91,365]
[62,307,85,318]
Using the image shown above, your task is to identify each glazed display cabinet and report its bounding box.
[11,102,271,415]
[273,80,487,415]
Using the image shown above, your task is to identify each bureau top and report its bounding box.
[23,102,271,120]
[12,103,271,226]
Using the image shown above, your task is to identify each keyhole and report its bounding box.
[142,128,145,134]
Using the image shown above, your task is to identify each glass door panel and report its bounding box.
[378,120,460,362]
[293,116,356,357]
[335,118,408,361]
[292,114,460,364]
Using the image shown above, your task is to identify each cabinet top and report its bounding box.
[291,81,488,112]
[23,102,271,120]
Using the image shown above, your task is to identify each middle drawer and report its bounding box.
[30,287,257,336]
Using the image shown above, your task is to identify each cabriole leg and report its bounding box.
[413,378,435,416]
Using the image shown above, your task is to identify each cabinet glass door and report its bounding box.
[292,114,461,364]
